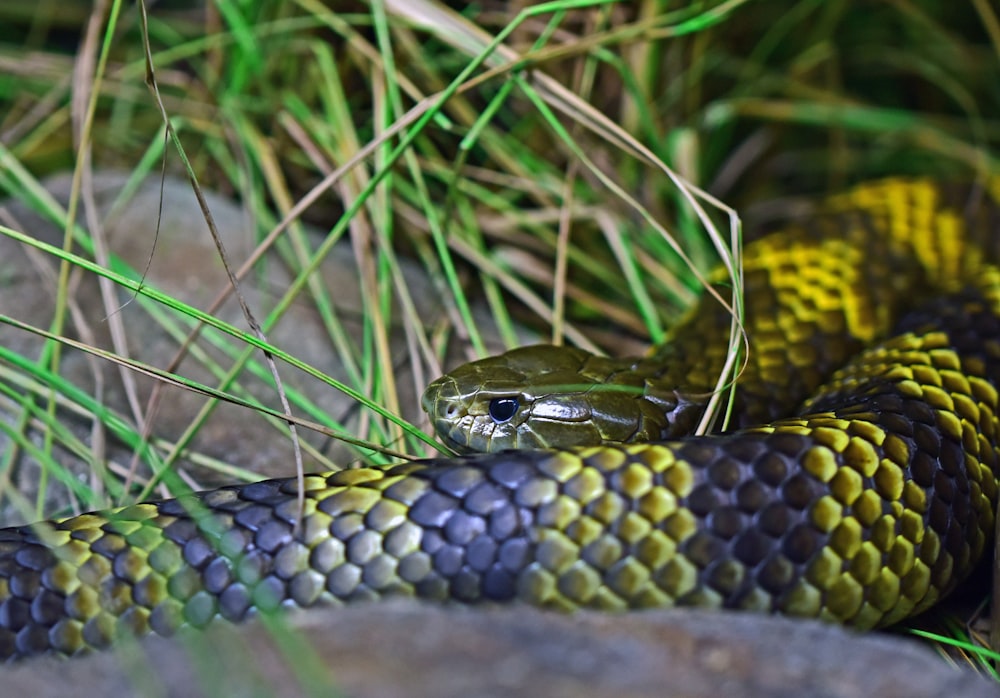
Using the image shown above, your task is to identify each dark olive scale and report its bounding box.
[0,179,1000,660]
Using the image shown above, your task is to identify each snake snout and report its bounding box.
[422,397,466,428]
[421,376,459,414]
[440,398,464,420]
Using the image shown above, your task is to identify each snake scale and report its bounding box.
[2,178,1000,661]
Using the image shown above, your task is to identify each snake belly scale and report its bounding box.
[1,178,1000,660]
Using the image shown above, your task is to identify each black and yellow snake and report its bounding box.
[2,178,1000,660]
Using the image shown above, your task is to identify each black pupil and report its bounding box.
[488,397,519,423]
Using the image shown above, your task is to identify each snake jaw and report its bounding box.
[436,422,477,454]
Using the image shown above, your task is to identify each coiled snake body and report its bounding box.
[3,179,1000,660]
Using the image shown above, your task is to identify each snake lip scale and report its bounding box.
[1,178,1000,661]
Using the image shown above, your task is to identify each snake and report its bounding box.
[1,178,1000,662]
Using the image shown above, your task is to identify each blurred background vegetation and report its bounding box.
[4,1,998,348]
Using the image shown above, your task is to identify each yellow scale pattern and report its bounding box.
[0,178,999,660]
[422,179,1000,451]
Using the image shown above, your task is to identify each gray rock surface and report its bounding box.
[3,603,995,698]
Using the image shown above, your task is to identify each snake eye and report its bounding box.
[488,397,519,423]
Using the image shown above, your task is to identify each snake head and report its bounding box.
[421,344,703,453]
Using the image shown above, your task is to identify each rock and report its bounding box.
[3,603,994,698]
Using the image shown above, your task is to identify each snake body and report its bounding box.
[2,179,1000,660]
[423,180,1000,452]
